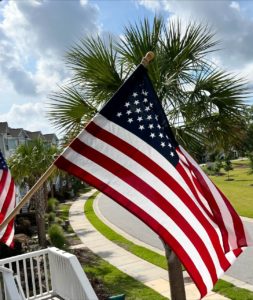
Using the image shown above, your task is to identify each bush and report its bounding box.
[47,198,59,212]
[48,224,66,249]
[48,212,56,223]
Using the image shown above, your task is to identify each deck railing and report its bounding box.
[0,247,98,300]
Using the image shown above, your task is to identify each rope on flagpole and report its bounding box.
[0,164,57,231]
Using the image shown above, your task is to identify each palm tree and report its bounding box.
[8,139,58,247]
[48,17,249,157]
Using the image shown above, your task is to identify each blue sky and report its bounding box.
[0,0,253,135]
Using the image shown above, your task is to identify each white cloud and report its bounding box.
[0,102,55,134]
[137,0,253,87]
[230,1,240,11]
[0,0,100,97]
[137,0,162,12]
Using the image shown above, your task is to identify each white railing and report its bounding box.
[0,247,98,300]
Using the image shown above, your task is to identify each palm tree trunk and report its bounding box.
[35,186,47,247]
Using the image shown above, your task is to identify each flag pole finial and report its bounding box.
[141,51,155,67]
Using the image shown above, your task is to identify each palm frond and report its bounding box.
[66,35,123,103]
[47,85,96,134]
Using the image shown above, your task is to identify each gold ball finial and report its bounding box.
[141,51,155,67]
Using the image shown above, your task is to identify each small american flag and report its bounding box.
[55,65,252,298]
[0,151,16,247]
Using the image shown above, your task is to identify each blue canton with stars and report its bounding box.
[0,151,8,170]
[100,65,179,167]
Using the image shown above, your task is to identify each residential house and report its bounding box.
[0,122,58,159]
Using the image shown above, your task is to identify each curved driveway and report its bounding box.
[96,193,253,286]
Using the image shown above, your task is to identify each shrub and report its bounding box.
[48,224,66,249]
[48,212,56,223]
[47,198,59,212]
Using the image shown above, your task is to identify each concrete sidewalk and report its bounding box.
[69,192,229,300]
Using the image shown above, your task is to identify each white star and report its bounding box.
[126,110,132,115]
[142,90,148,96]
[136,108,141,113]
[125,102,130,107]
[143,98,148,103]
[116,112,122,117]
[170,151,174,157]
[133,92,138,97]
[150,133,155,138]
[128,118,133,123]
[139,125,145,130]
[149,103,153,107]
[165,135,169,139]
[157,124,161,129]
[134,100,140,105]
[137,116,143,122]
[159,133,164,138]
[168,143,172,148]
[155,115,158,120]
[145,106,150,111]
[149,124,154,129]
[161,142,165,147]
[147,115,152,120]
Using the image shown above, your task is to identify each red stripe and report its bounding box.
[186,154,247,249]
[176,161,215,221]
[55,155,208,297]
[0,170,8,196]
[216,186,247,247]
[1,179,15,218]
[0,219,14,245]
[85,122,230,270]
[70,138,222,284]
[177,147,231,252]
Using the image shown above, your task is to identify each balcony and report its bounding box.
[0,247,98,300]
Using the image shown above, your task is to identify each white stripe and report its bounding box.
[0,171,12,211]
[0,179,15,240]
[5,227,15,246]
[63,146,214,291]
[178,160,225,252]
[78,129,225,276]
[92,115,203,206]
[179,146,238,250]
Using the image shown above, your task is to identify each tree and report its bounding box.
[224,157,233,181]
[47,17,248,157]
[8,139,58,247]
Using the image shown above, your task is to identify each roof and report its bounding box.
[43,133,59,142]
[8,128,24,138]
[25,130,44,140]
[0,122,9,134]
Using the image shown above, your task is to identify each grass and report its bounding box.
[213,279,253,300]
[81,248,168,300]
[208,159,253,218]
[85,191,253,300]
[84,191,167,270]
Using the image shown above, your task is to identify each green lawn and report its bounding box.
[208,159,253,218]
[82,248,168,300]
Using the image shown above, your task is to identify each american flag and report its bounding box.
[0,151,16,247]
[55,65,252,298]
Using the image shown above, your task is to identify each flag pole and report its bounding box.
[140,52,186,300]
[0,164,57,231]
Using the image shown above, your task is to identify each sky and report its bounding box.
[1,0,253,136]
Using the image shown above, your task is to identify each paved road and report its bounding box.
[97,194,253,285]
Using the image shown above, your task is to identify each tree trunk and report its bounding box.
[163,241,186,300]
[34,184,47,247]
